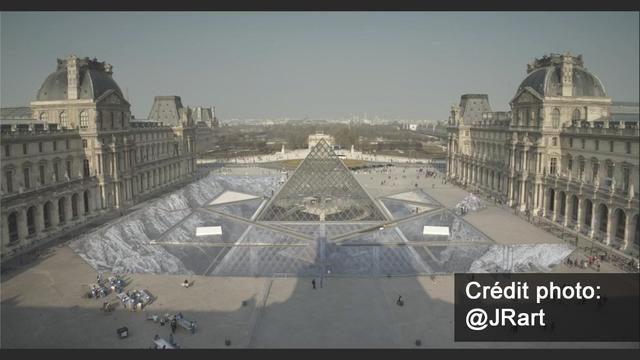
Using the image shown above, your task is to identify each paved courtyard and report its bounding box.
[1,164,635,348]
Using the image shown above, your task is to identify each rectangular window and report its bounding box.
[53,141,57,151]
[82,139,88,148]
[83,159,90,178]
[595,140,599,151]
[550,158,557,175]
[53,163,59,182]
[569,138,573,148]
[23,167,30,189]
[38,142,43,153]
[66,139,70,149]
[5,171,13,192]
[66,160,72,179]
[581,139,585,149]
[606,164,614,188]
[568,159,573,171]
[22,143,28,154]
[626,142,631,154]
[592,163,598,183]
[610,141,614,152]
[579,160,585,178]
[4,144,10,157]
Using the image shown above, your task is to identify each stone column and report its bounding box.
[564,195,572,227]
[35,204,45,235]
[623,212,637,250]
[65,195,73,224]
[552,190,560,222]
[541,186,548,217]
[605,207,614,245]
[114,182,121,208]
[590,203,600,239]
[575,197,583,232]
[51,200,60,227]
[17,208,28,241]
[507,178,514,205]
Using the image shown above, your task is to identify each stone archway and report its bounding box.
[571,195,579,223]
[44,201,53,228]
[583,199,593,229]
[84,190,90,214]
[8,211,19,243]
[58,197,67,224]
[598,204,608,234]
[614,208,626,243]
[27,206,36,235]
[71,193,79,219]
[558,191,566,222]
[548,188,555,212]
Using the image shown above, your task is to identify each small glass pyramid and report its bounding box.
[258,139,387,222]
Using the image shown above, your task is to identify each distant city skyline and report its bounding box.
[1,12,638,121]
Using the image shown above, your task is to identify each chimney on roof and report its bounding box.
[67,55,80,100]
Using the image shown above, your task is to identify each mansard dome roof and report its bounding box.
[517,57,607,98]
[36,57,123,101]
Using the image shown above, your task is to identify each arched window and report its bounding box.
[8,212,19,243]
[40,112,49,122]
[80,110,89,128]
[59,112,68,128]
[27,206,36,235]
[44,201,53,228]
[551,108,560,128]
[572,108,581,121]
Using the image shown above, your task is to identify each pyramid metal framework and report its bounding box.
[258,139,388,222]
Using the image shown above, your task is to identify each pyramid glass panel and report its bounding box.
[258,139,387,222]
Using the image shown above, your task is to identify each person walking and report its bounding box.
[312,279,316,289]
[171,319,177,334]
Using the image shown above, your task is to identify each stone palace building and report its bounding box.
[0,55,199,261]
[446,52,639,257]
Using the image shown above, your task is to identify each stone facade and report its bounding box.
[1,55,197,261]
[446,52,639,256]
[148,97,220,155]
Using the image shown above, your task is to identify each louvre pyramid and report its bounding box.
[258,139,387,222]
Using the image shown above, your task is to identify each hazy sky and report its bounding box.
[1,12,638,121]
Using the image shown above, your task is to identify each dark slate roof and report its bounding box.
[459,94,492,123]
[36,68,123,101]
[517,66,607,97]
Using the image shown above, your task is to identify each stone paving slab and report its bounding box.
[2,245,634,348]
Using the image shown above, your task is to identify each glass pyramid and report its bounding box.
[258,139,388,222]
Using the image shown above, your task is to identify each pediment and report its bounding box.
[96,89,129,106]
[510,87,543,106]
